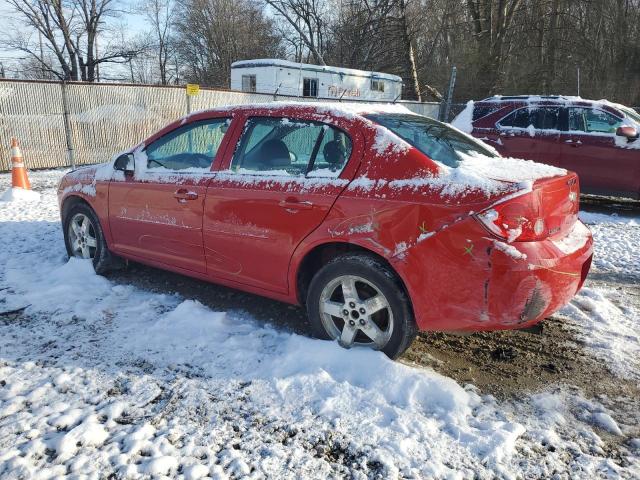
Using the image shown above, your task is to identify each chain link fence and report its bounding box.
[0,79,440,172]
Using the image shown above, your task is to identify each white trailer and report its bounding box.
[230,59,403,102]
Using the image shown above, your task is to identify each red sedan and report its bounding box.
[58,103,593,358]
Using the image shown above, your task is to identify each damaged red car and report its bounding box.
[58,103,593,358]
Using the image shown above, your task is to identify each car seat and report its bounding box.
[322,141,346,170]
[259,139,291,168]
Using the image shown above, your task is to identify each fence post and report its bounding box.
[60,81,76,169]
[442,66,457,123]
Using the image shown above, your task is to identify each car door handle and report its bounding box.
[278,198,314,211]
[174,189,198,203]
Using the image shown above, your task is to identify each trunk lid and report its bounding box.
[530,172,580,239]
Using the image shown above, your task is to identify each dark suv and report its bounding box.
[453,95,640,198]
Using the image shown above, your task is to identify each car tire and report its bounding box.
[63,202,117,274]
[306,253,417,359]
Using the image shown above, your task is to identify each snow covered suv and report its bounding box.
[453,95,640,199]
[58,102,593,358]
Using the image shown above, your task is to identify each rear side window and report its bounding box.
[146,118,230,170]
[498,107,562,131]
[472,105,500,121]
[569,108,624,133]
[367,113,497,168]
[231,117,352,177]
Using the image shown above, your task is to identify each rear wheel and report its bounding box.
[306,253,417,359]
[63,202,116,274]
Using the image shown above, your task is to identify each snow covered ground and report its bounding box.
[0,169,639,479]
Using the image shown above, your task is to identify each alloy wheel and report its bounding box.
[319,274,394,349]
[68,213,98,260]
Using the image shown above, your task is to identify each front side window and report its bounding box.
[367,113,497,168]
[242,75,256,93]
[231,117,351,177]
[146,118,230,170]
[569,108,624,133]
[498,107,561,131]
[303,78,318,97]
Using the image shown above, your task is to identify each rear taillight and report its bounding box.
[476,194,547,242]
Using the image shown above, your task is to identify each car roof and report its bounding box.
[183,101,418,122]
[480,95,582,102]
[474,95,627,118]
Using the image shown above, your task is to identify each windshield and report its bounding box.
[366,113,497,168]
[618,105,640,125]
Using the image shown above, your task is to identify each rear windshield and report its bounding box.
[366,113,497,168]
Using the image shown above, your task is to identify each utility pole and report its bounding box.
[39,31,45,79]
[95,37,100,82]
[577,66,581,97]
[60,81,76,169]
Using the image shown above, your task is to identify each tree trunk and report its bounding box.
[399,0,422,101]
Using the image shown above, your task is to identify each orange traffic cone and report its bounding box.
[10,138,31,190]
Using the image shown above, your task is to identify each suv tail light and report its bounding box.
[476,193,547,242]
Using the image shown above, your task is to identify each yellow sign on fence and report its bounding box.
[186,84,200,96]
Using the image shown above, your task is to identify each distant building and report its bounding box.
[230,59,403,102]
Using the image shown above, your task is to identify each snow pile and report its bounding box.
[1,170,639,478]
[451,100,474,133]
[562,287,639,380]
[554,210,640,380]
[0,247,530,477]
[579,210,640,278]
[0,187,41,203]
[580,211,639,226]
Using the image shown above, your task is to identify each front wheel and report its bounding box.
[306,254,417,359]
[63,202,115,274]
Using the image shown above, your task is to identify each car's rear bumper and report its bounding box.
[392,218,593,332]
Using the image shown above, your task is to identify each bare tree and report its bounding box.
[466,0,523,93]
[3,0,143,81]
[139,0,175,84]
[263,0,327,65]
[174,0,284,86]
[4,0,80,79]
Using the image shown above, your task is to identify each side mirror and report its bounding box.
[616,126,638,141]
[114,153,134,173]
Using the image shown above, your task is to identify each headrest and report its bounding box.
[260,139,291,167]
[323,141,346,165]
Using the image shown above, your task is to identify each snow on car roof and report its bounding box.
[477,95,632,115]
[184,101,418,122]
[479,95,584,103]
